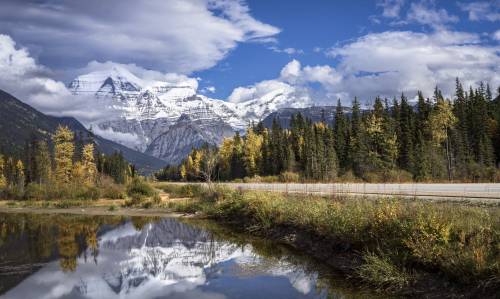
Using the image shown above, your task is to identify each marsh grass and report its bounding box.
[164,185,500,292]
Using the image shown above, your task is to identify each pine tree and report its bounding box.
[35,140,52,184]
[230,132,246,178]
[53,126,75,184]
[398,94,414,172]
[334,99,349,173]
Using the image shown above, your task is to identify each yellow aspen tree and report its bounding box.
[53,126,75,184]
[243,128,263,176]
[180,164,187,181]
[81,143,97,186]
[15,160,25,193]
[219,138,234,179]
[0,155,6,189]
[71,162,85,184]
[185,155,194,177]
[193,150,203,176]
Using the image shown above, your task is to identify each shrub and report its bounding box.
[356,251,413,291]
[99,176,126,199]
[127,177,155,198]
[24,183,48,200]
[279,171,300,183]
[152,193,161,205]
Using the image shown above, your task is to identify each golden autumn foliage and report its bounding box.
[53,125,75,184]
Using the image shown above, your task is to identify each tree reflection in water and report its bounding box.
[0,213,372,299]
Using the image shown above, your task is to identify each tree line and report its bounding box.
[157,80,500,183]
[0,125,135,199]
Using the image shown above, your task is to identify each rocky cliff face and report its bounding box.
[69,66,307,164]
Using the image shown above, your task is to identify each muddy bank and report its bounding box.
[206,215,498,299]
[0,206,185,218]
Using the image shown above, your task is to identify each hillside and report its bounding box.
[0,89,166,173]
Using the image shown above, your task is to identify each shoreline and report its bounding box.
[0,201,188,218]
[1,191,499,298]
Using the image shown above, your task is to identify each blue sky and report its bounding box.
[0,0,498,118]
[195,0,500,99]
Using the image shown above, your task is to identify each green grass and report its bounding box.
[164,185,500,292]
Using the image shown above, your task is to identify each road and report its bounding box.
[171,182,500,203]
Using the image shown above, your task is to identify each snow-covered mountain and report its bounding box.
[69,66,307,164]
[3,218,318,299]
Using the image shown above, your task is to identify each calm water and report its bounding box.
[0,212,375,299]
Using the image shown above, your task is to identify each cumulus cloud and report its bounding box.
[459,1,500,22]
[0,35,157,124]
[229,29,499,107]
[324,30,499,101]
[0,0,280,75]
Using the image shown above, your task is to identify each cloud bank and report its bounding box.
[229,29,499,106]
[0,0,280,75]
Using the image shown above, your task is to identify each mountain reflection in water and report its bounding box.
[0,213,355,299]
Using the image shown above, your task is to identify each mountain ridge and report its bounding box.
[0,89,167,173]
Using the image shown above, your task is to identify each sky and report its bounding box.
[0,0,499,120]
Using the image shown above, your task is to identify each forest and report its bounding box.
[157,80,500,183]
[0,125,135,200]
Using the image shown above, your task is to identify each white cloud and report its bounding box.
[229,29,499,107]
[321,30,499,101]
[279,59,302,82]
[78,61,199,91]
[377,0,406,18]
[269,46,304,55]
[406,1,459,29]
[92,126,144,150]
[228,79,294,103]
[494,30,500,41]
[459,1,500,22]
[0,0,280,75]
[200,86,216,93]
[0,35,143,124]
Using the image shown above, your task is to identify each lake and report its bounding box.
[0,212,376,299]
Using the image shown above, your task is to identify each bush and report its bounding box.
[99,176,126,199]
[127,177,156,198]
[279,171,300,183]
[356,252,413,291]
[24,183,48,200]
[173,188,500,290]
[260,176,280,183]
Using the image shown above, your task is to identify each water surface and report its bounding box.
[0,212,373,299]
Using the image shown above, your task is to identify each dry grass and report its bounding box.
[163,184,500,291]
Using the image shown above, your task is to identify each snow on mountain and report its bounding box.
[68,67,307,164]
[2,219,318,299]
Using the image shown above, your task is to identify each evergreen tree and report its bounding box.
[397,94,414,172]
[230,132,246,178]
[35,140,52,184]
[334,99,349,173]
